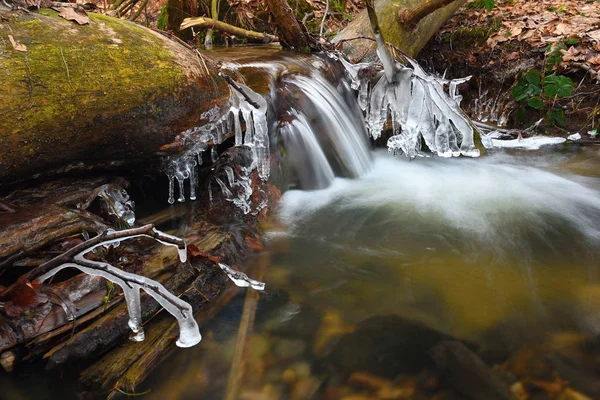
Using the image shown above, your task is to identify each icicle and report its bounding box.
[218,262,265,291]
[189,159,198,201]
[167,171,175,205]
[37,228,200,348]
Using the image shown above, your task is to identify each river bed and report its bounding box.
[142,146,600,399]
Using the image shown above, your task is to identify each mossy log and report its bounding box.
[334,0,467,61]
[0,9,229,185]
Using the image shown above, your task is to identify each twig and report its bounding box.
[129,0,149,22]
[59,47,72,89]
[224,254,266,400]
[572,62,600,83]
[302,11,314,25]
[319,0,329,38]
[218,72,261,109]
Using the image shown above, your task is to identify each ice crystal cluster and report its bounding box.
[165,83,269,215]
[340,55,480,158]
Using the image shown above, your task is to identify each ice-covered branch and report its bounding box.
[365,0,396,83]
[33,226,200,348]
[218,262,265,291]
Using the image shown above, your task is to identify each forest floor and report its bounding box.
[420,0,600,139]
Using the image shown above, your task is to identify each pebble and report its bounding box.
[0,351,15,372]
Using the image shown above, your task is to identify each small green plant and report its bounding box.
[511,40,577,127]
[157,5,168,31]
[511,69,574,127]
[466,0,495,12]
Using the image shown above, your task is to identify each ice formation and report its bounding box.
[165,81,270,215]
[98,187,136,226]
[213,164,268,215]
[340,54,480,158]
[37,228,201,348]
[218,262,266,290]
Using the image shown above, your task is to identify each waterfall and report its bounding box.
[277,71,373,189]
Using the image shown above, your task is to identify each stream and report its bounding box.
[2,48,600,399]
[142,146,600,399]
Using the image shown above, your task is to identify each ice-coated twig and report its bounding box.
[219,72,261,109]
[30,225,201,348]
[218,262,265,291]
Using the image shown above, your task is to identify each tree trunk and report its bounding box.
[334,0,467,62]
[0,9,228,186]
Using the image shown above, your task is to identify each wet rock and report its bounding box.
[319,315,454,379]
[430,341,515,400]
[313,310,355,357]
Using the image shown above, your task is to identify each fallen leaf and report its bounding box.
[587,30,600,44]
[554,22,571,35]
[58,8,90,25]
[8,35,27,52]
[588,55,600,65]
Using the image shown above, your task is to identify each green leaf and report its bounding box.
[543,74,574,98]
[527,96,547,110]
[525,69,542,87]
[546,109,567,127]
[467,0,495,11]
[566,38,580,45]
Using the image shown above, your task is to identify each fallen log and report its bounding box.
[0,9,229,185]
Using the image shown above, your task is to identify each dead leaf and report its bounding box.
[58,8,90,25]
[587,30,600,44]
[8,35,27,52]
[587,55,600,65]
[554,22,571,36]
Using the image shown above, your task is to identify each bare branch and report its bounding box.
[180,17,278,43]
[398,0,467,27]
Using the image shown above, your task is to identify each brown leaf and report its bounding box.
[8,35,27,52]
[58,8,90,25]
[588,55,600,65]
[553,22,571,36]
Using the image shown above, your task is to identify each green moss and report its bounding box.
[0,11,220,180]
[443,26,496,49]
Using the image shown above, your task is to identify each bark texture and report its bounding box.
[334,0,467,62]
[264,0,313,51]
[0,10,228,185]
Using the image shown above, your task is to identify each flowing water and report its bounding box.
[140,51,600,399]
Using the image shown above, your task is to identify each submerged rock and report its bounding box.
[318,314,453,379]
